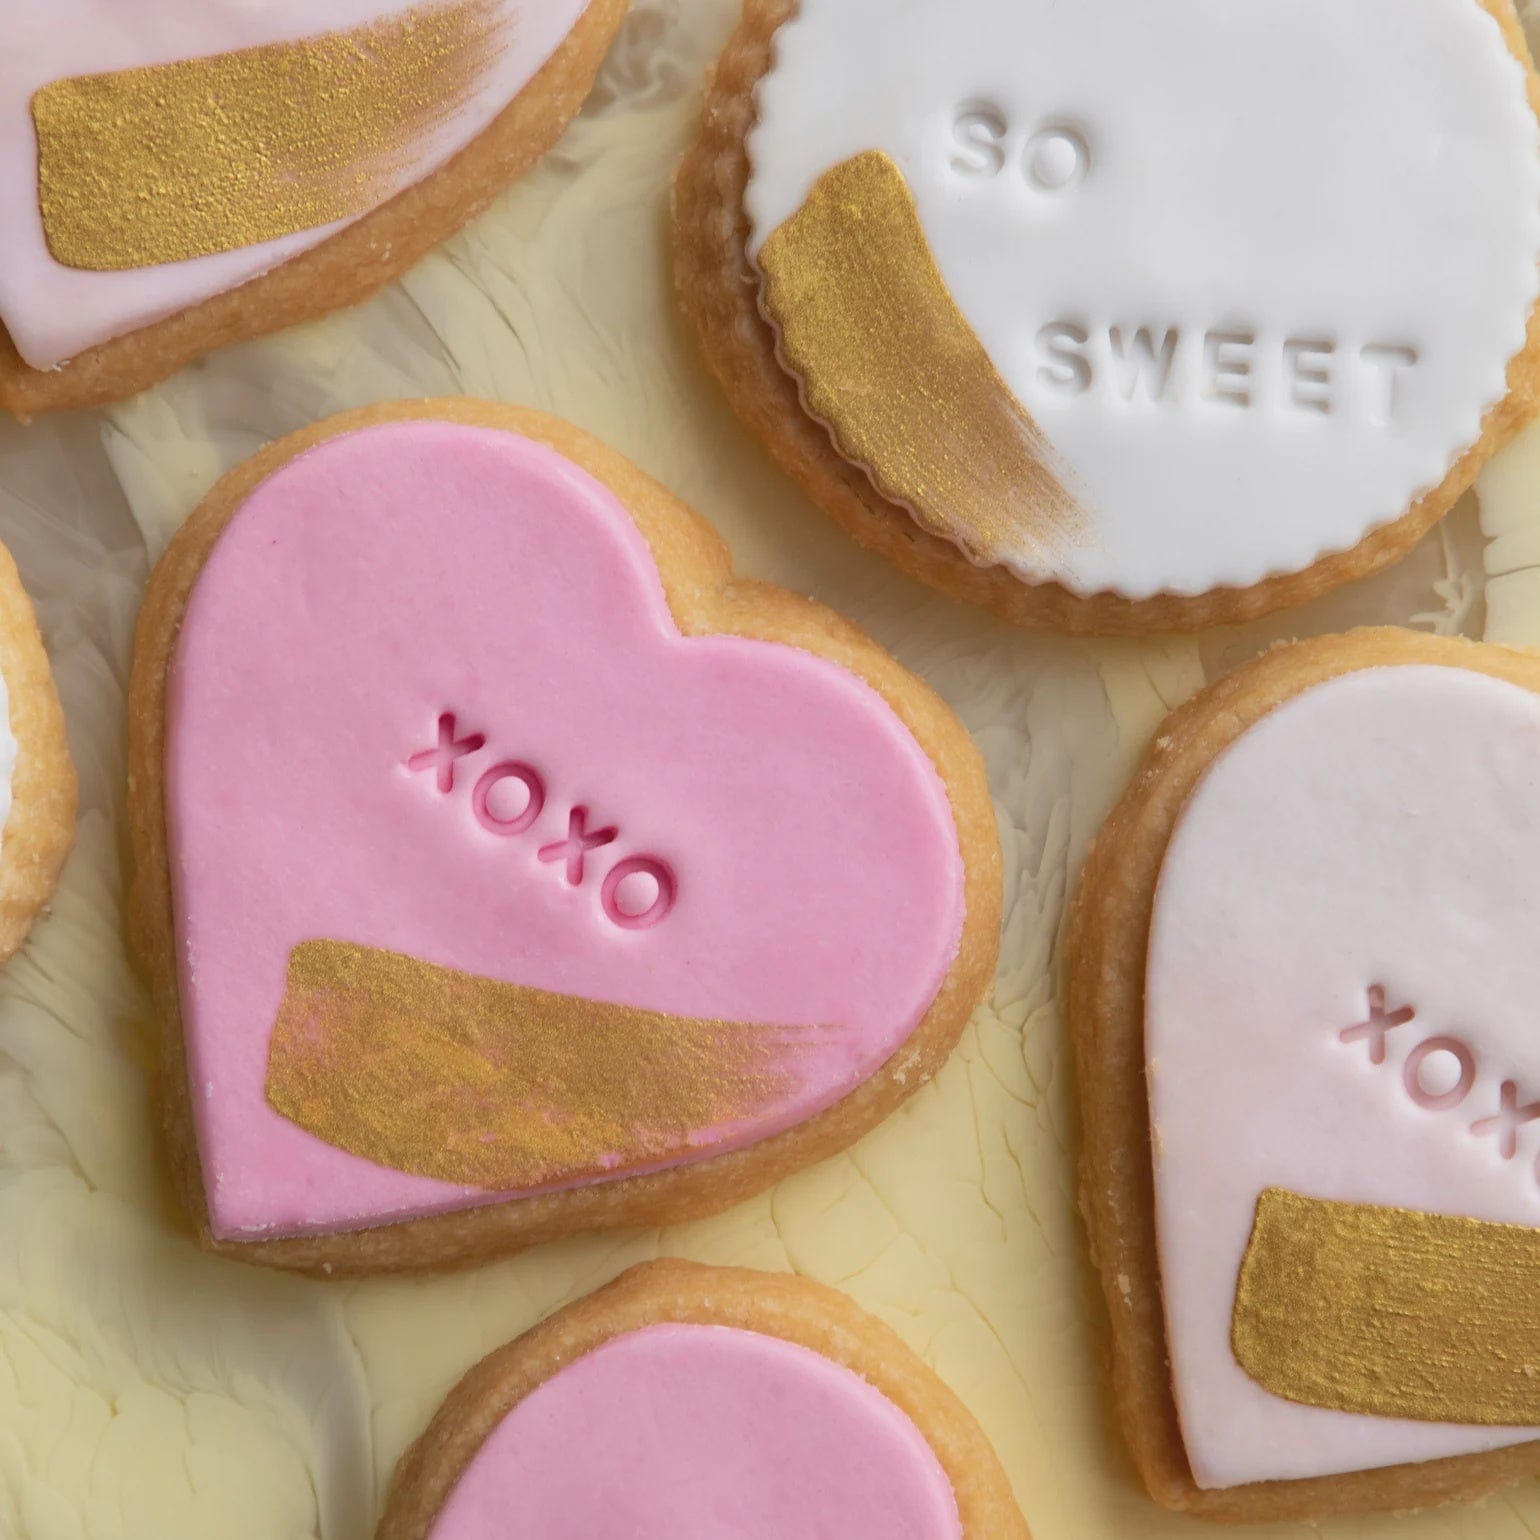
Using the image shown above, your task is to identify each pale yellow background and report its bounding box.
[1,2,1539,1535]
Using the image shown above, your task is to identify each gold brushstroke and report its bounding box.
[1232,1188,1540,1424]
[758,149,1084,566]
[265,940,823,1190]
[32,0,508,271]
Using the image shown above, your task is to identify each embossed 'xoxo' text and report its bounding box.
[1337,983,1540,1188]
[405,712,677,930]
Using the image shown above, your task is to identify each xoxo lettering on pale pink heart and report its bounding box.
[406,712,677,930]
[1337,984,1540,1186]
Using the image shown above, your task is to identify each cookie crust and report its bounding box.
[673,0,1540,635]
[375,1259,1031,1539]
[0,545,75,962]
[125,398,1002,1276]
[1066,627,1540,1520]
[0,0,629,419]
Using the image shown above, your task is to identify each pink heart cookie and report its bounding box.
[1070,629,1540,1521]
[127,401,999,1274]
[376,1261,1029,1539]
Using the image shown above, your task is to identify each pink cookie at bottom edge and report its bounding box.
[426,1323,963,1540]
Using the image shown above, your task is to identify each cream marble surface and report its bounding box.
[0,2,1538,1535]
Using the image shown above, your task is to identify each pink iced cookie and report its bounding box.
[429,1327,960,1539]
[377,1261,1029,1539]
[127,402,999,1274]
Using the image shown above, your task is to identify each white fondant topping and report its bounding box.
[747,0,1540,599]
[1147,665,1540,1487]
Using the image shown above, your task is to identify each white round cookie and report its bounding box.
[746,0,1540,599]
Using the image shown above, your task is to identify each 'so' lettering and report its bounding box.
[1024,125,1090,192]
[948,104,1007,177]
[472,762,546,836]
[601,856,677,931]
[1402,1036,1476,1113]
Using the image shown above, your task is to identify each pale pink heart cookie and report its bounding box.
[376,1261,1030,1539]
[127,400,1000,1275]
[1070,629,1540,1522]
[0,0,628,416]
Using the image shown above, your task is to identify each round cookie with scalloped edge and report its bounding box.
[676,0,1540,633]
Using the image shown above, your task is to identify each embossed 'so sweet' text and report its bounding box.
[941,103,1422,425]
[1034,325,1418,422]
[948,102,1091,193]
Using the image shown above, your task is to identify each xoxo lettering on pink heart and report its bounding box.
[1337,983,1540,1185]
[405,711,678,931]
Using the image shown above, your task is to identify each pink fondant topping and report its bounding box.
[164,421,965,1240]
[1146,664,1540,1488]
[426,1324,963,1540]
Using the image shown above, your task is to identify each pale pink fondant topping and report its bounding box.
[0,0,590,369]
[1147,664,1540,1487]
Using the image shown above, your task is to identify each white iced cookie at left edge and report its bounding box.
[0,541,75,963]
[732,0,1540,621]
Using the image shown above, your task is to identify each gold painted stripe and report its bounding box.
[265,940,823,1190]
[1232,1187,1540,1424]
[758,150,1083,568]
[32,0,508,271]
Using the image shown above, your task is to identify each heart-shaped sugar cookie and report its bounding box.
[376,1261,1029,1539]
[1070,629,1540,1520]
[0,0,627,416]
[127,400,998,1275]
